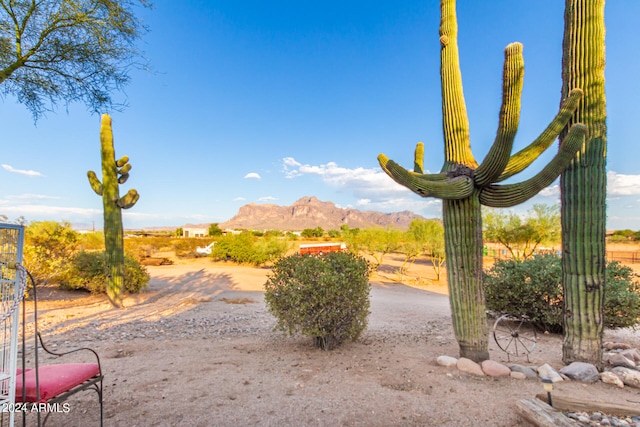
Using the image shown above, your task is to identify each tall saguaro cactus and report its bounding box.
[378,0,586,361]
[560,0,607,368]
[87,114,140,308]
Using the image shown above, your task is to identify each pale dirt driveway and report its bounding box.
[24,256,640,427]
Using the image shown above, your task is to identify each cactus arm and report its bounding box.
[116,156,129,168]
[440,0,475,169]
[414,142,425,173]
[480,123,586,207]
[497,88,583,182]
[118,163,132,175]
[118,173,129,184]
[378,155,473,200]
[87,171,103,195]
[474,43,524,187]
[117,189,139,209]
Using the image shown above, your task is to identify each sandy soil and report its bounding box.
[19,254,640,427]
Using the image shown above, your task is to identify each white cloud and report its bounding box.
[281,157,411,198]
[2,164,44,177]
[233,197,246,202]
[538,185,559,198]
[356,199,371,206]
[244,172,261,180]
[6,194,61,201]
[608,171,640,195]
[258,196,277,202]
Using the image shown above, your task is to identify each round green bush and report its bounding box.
[484,254,640,332]
[62,251,150,294]
[264,252,371,350]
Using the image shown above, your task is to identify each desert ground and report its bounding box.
[18,253,640,427]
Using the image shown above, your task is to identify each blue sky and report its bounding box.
[2,1,640,230]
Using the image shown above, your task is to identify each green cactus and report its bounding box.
[560,0,606,368]
[378,0,585,362]
[87,114,139,308]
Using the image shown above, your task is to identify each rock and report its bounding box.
[509,364,539,379]
[611,367,640,389]
[620,348,640,364]
[559,362,600,383]
[457,357,485,376]
[537,363,564,383]
[604,342,632,351]
[436,355,458,367]
[608,353,637,369]
[510,371,527,380]
[599,371,624,388]
[481,360,510,377]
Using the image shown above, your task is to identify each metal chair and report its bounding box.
[15,265,103,426]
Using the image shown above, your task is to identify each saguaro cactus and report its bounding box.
[87,114,139,308]
[560,0,607,368]
[378,0,586,361]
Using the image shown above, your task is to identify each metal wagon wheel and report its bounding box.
[492,314,537,362]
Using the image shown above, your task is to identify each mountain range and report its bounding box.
[212,196,428,231]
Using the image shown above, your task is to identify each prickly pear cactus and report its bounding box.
[87,114,139,308]
[378,0,585,361]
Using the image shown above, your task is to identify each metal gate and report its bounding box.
[0,224,25,425]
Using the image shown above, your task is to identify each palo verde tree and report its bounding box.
[87,114,139,308]
[378,0,586,361]
[560,0,607,368]
[0,0,149,120]
[483,204,561,261]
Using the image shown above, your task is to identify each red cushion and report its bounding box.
[15,364,100,403]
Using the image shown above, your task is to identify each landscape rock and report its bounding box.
[509,371,527,380]
[436,355,458,367]
[560,362,600,383]
[537,363,564,383]
[599,371,625,388]
[481,360,511,377]
[611,367,640,389]
[620,348,640,364]
[509,364,539,379]
[608,353,637,369]
[457,357,485,376]
[604,342,633,351]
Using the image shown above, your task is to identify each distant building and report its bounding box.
[183,227,207,238]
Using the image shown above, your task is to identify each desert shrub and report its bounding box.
[211,233,287,265]
[170,237,210,258]
[264,252,371,350]
[484,254,563,332]
[62,251,150,294]
[603,261,640,329]
[23,221,80,284]
[484,254,640,332]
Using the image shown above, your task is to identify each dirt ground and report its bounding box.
[19,254,640,427]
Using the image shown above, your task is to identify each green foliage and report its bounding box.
[407,219,446,280]
[347,227,402,271]
[171,238,209,258]
[484,254,564,332]
[0,0,150,119]
[603,261,640,329]
[63,251,150,294]
[483,204,560,260]
[327,229,341,238]
[211,232,288,265]
[264,252,371,350]
[208,223,223,236]
[484,255,640,332]
[175,228,184,237]
[23,221,80,284]
[301,227,325,238]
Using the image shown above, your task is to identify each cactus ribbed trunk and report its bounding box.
[443,195,488,361]
[100,117,125,308]
[560,0,606,368]
[88,115,140,308]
